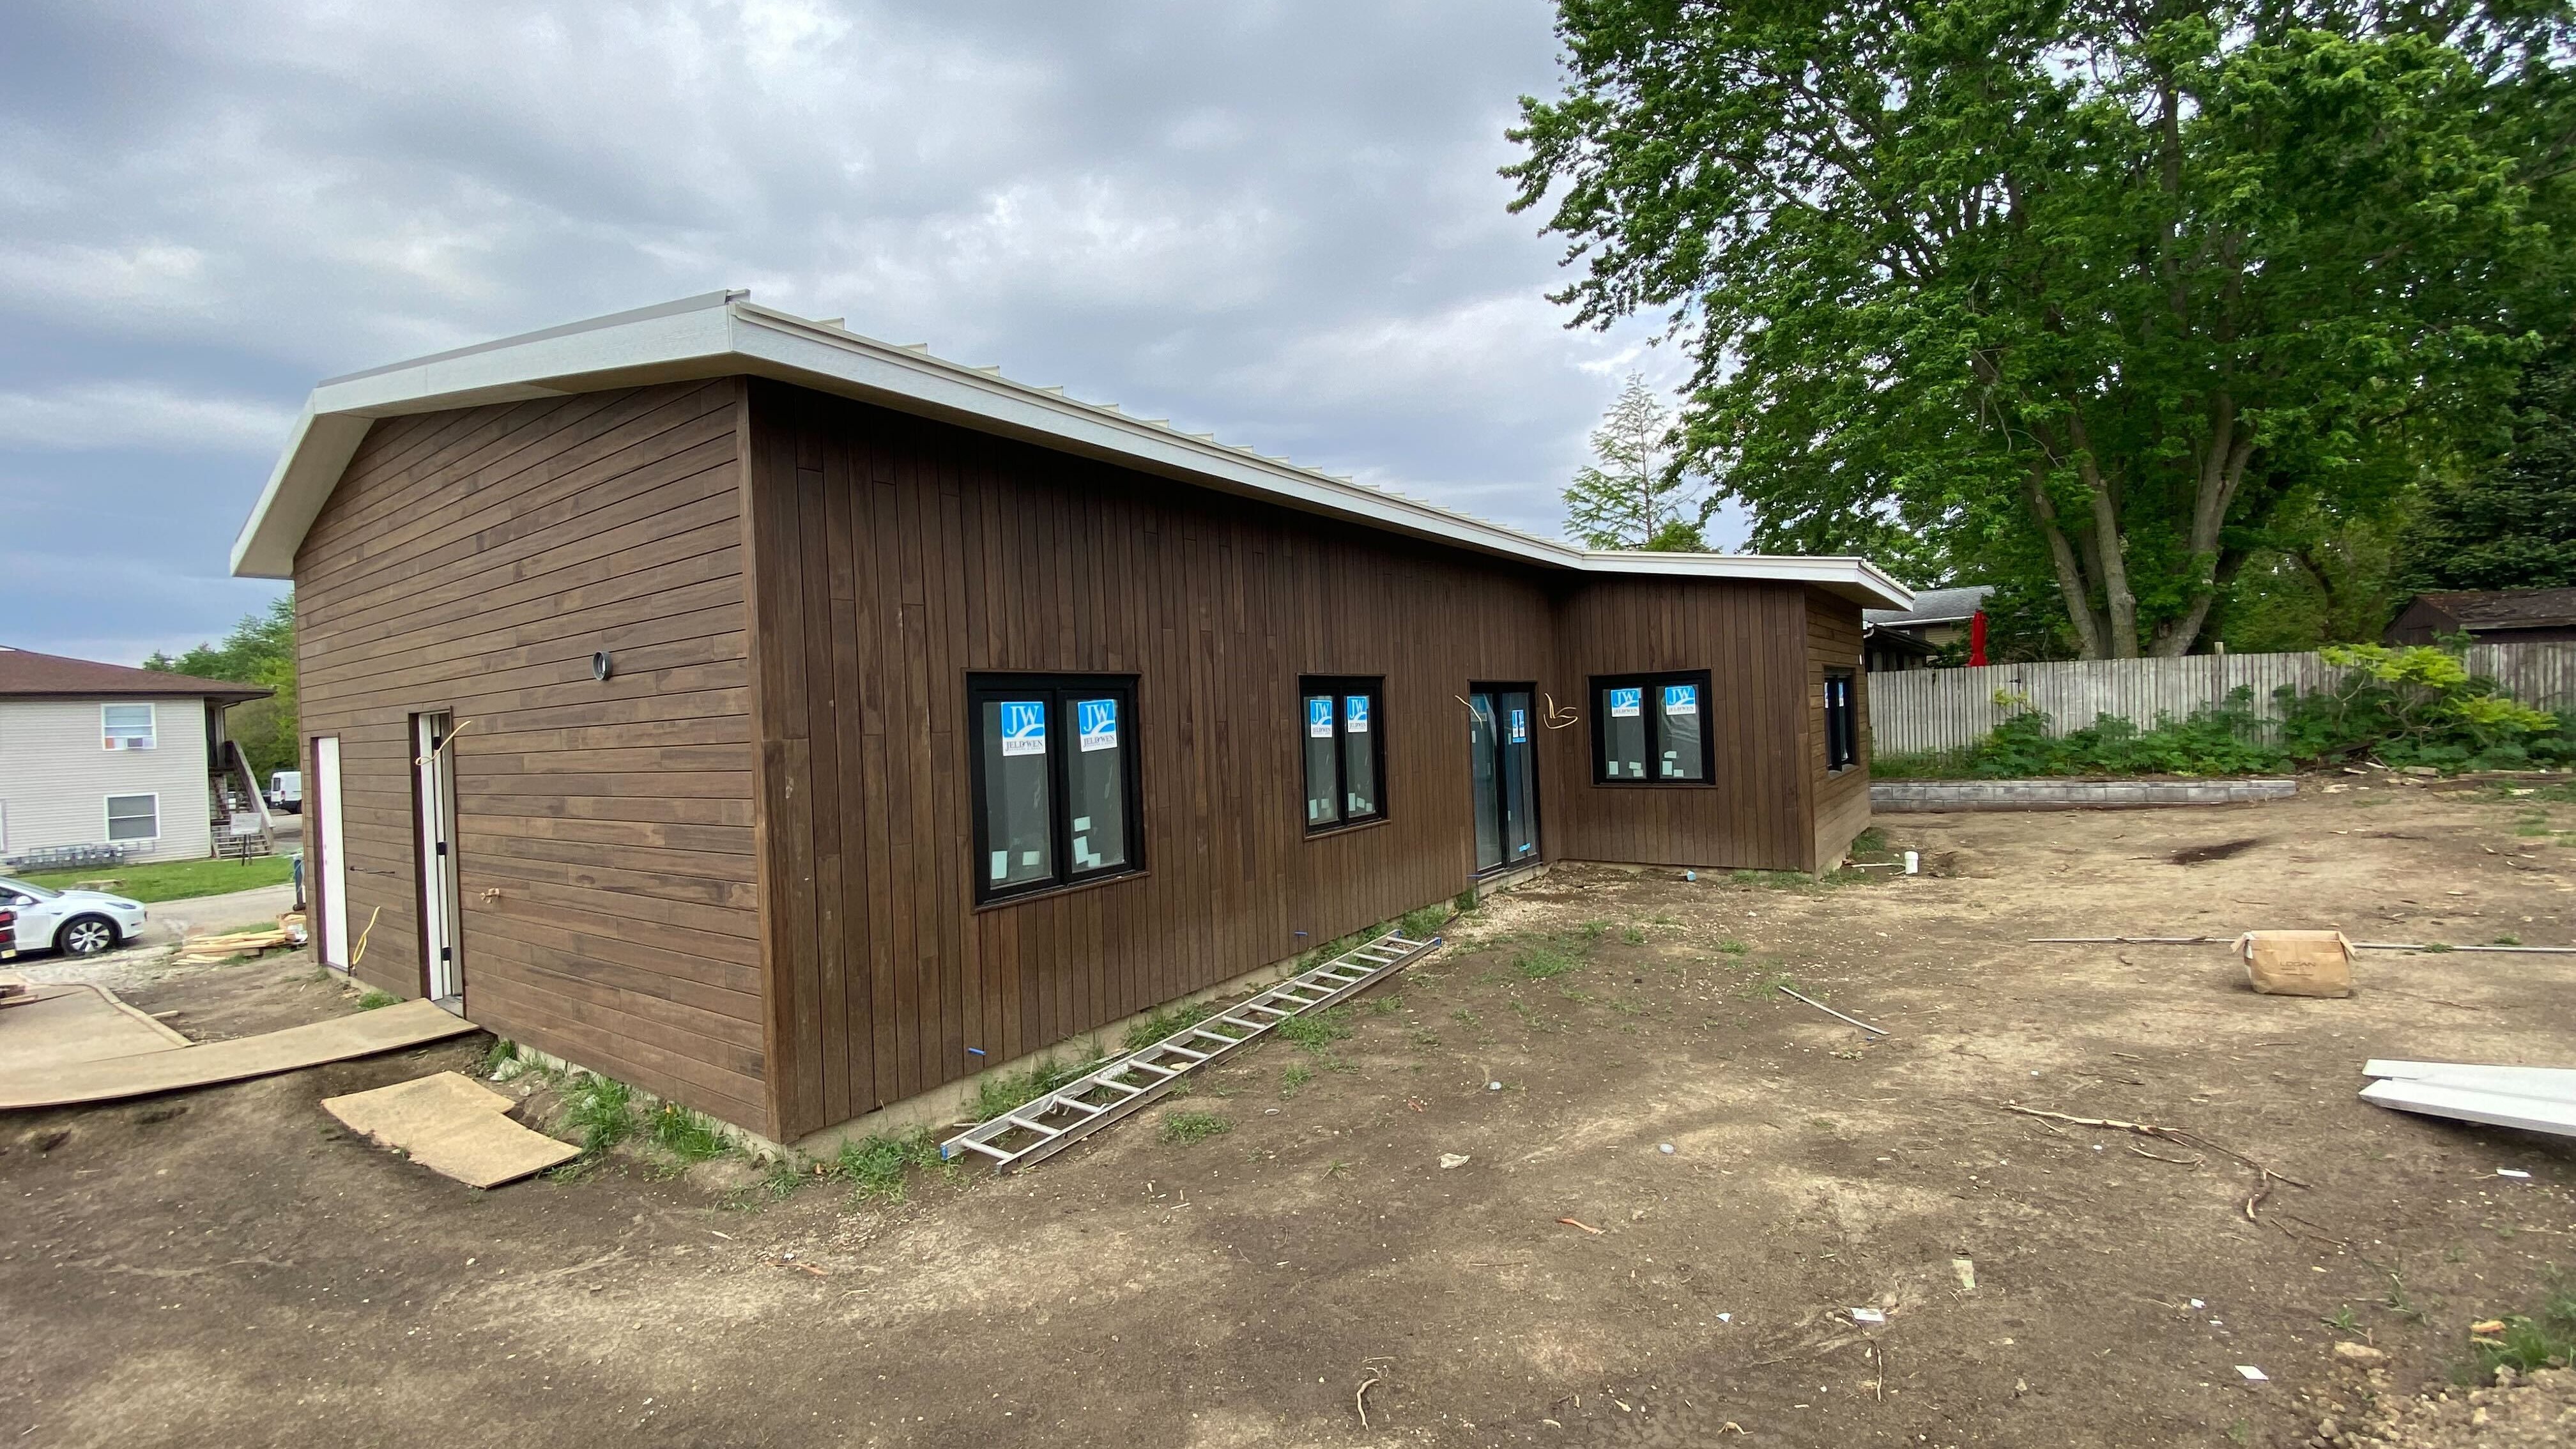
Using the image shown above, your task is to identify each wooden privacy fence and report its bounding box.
[1866,641,2576,756]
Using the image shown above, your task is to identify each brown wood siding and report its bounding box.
[1805,589,1872,871]
[741,382,1572,1137]
[293,379,769,1133]
[1548,578,1815,873]
[739,381,1843,1137]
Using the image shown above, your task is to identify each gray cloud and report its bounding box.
[0,0,1720,663]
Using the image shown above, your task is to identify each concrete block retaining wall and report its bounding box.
[1871,778,2299,812]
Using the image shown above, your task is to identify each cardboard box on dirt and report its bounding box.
[2234,930,2353,998]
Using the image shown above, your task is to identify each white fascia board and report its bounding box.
[229,291,1916,611]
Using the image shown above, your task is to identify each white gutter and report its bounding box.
[229,291,1914,610]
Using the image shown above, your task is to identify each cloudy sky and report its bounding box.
[0,0,1712,665]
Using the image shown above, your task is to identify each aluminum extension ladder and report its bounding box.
[941,928,1441,1172]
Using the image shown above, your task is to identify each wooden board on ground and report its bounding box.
[0,998,477,1110]
[322,1071,577,1187]
[0,983,193,1072]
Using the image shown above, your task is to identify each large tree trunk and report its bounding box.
[2149,395,2255,657]
[2023,460,2108,658]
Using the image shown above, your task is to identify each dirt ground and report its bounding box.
[6,779,2573,1448]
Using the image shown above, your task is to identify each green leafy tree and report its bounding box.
[1563,371,1707,549]
[1507,0,2574,657]
[147,595,297,776]
[2402,338,2576,592]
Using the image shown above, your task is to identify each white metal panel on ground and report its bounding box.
[2359,1078,2576,1138]
[1868,641,2576,755]
[2361,1061,2576,1096]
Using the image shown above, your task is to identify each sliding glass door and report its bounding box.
[1467,686,1539,874]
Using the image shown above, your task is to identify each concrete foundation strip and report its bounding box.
[1873,778,2298,811]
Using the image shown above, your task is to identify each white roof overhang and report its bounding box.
[229,291,1912,610]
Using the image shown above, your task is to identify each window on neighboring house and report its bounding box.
[1591,671,1713,784]
[102,703,156,751]
[1824,670,1859,771]
[968,674,1141,904]
[1299,677,1385,831]
[105,793,159,843]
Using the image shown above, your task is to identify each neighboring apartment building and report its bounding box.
[0,647,272,866]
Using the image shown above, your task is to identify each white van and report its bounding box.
[267,770,303,814]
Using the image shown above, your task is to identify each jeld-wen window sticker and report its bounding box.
[999,700,1048,756]
[1078,697,1119,751]
[1608,687,1643,718]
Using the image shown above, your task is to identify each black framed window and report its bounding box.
[1300,677,1385,831]
[969,673,1142,904]
[1591,670,1714,784]
[1824,670,1859,771]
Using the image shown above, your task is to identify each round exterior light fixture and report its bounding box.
[592,651,615,682]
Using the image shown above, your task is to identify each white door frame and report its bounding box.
[413,712,464,1007]
[312,735,349,969]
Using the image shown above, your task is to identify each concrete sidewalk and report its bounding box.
[140,883,300,944]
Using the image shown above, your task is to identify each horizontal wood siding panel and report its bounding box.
[294,380,767,1134]
[1806,590,1871,871]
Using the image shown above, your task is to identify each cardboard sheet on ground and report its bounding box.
[0,983,193,1072]
[0,997,476,1109]
[323,1071,577,1188]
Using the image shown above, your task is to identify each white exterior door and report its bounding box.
[413,713,464,1006]
[312,736,349,969]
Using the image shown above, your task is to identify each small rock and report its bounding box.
[2332,1342,2385,1363]
[1658,1143,1676,1155]
[1439,1153,1470,1170]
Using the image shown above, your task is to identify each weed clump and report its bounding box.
[1513,944,1579,980]
[1158,1110,1230,1145]
[969,1050,1108,1123]
[354,990,399,1011]
[559,1075,638,1154]
[647,1103,730,1162]
[832,1127,947,1200]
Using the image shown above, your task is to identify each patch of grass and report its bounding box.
[1158,1110,1230,1145]
[1578,920,1611,942]
[1731,869,1813,889]
[560,1074,638,1154]
[969,1050,1109,1123]
[1400,903,1449,937]
[20,854,295,903]
[1453,886,1479,914]
[1512,944,1579,980]
[1736,970,1797,1001]
[480,1038,518,1075]
[1850,825,1892,856]
[2495,935,2524,946]
[1280,1063,1314,1098]
[2322,1305,2361,1336]
[1620,925,1646,946]
[1278,1006,1353,1054]
[833,1127,946,1200]
[647,1103,730,1162]
[1367,993,1404,1015]
[2465,1282,2576,1380]
[1451,1008,1480,1029]
[353,990,400,1011]
[1124,1002,1216,1051]
[761,1155,808,1200]
[1716,938,1750,956]
[1407,1027,1439,1048]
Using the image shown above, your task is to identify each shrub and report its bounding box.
[2279,643,2574,771]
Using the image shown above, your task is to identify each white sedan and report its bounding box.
[0,877,150,957]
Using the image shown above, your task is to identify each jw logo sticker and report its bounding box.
[1608,687,1643,718]
[1510,707,1527,743]
[1664,683,1698,716]
[1344,694,1370,733]
[999,701,1048,756]
[1308,696,1335,738]
[1077,698,1119,753]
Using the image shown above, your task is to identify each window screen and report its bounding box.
[102,703,155,751]
[105,793,158,841]
[969,676,1141,903]
[1591,671,1713,785]
[1300,677,1384,832]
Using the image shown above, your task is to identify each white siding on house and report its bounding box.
[0,698,214,864]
